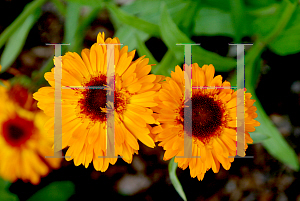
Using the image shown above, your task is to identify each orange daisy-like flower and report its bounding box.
[33,32,162,171]
[0,84,61,184]
[152,64,260,180]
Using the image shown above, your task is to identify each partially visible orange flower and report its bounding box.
[0,84,61,184]
[152,64,260,180]
[33,32,163,171]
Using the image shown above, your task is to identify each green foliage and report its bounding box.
[27,181,75,201]
[1,0,300,199]
[168,158,187,201]
[0,178,19,201]
[193,7,235,37]
[269,7,300,55]
[0,5,42,72]
[159,3,237,72]
[64,0,104,7]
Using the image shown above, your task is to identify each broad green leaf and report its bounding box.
[268,7,300,55]
[202,0,231,11]
[251,1,284,37]
[230,0,245,42]
[160,4,237,72]
[0,9,41,72]
[64,0,103,7]
[250,89,299,170]
[244,0,277,7]
[136,34,157,65]
[107,4,160,37]
[27,181,75,201]
[193,7,235,37]
[179,1,199,36]
[114,25,149,52]
[0,177,19,201]
[121,0,199,35]
[152,50,180,76]
[121,0,183,16]
[137,1,192,27]
[0,0,46,49]
[168,157,187,201]
[64,1,81,51]
[244,56,299,170]
[250,131,270,143]
[245,3,280,17]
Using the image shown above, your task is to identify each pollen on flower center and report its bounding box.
[78,75,127,122]
[2,116,34,147]
[178,93,225,144]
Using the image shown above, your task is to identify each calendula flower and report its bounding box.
[152,64,260,180]
[33,32,162,171]
[0,84,61,184]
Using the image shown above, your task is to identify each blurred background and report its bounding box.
[1,0,300,200]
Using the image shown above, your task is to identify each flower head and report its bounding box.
[34,32,162,171]
[152,64,260,180]
[0,84,61,184]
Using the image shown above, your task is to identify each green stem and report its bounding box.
[0,0,46,49]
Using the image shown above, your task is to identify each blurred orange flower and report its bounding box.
[0,83,61,184]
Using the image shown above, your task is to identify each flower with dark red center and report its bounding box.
[0,84,61,184]
[152,64,260,180]
[33,32,163,171]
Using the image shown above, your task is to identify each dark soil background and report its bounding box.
[1,1,300,200]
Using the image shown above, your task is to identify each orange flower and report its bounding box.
[34,32,162,171]
[0,84,61,184]
[152,64,260,180]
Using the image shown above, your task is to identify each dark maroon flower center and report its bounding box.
[2,115,34,147]
[78,75,125,122]
[178,94,225,143]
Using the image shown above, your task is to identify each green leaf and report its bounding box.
[250,131,270,143]
[202,0,231,11]
[159,4,237,72]
[152,50,180,76]
[0,177,19,201]
[250,90,299,170]
[251,2,284,37]
[168,157,187,201]
[245,3,280,17]
[0,0,46,49]
[121,0,175,15]
[0,9,41,72]
[72,7,102,53]
[107,4,160,37]
[120,0,199,36]
[244,55,299,170]
[268,7,300,55]
[114,25,149,52]
[136,34,157,65]
[230,0,245,42]
[64,0,103,7]
[64,1,81,50]
[244,0,277,7]
[193,7,235,37]
[27,181,75,201]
